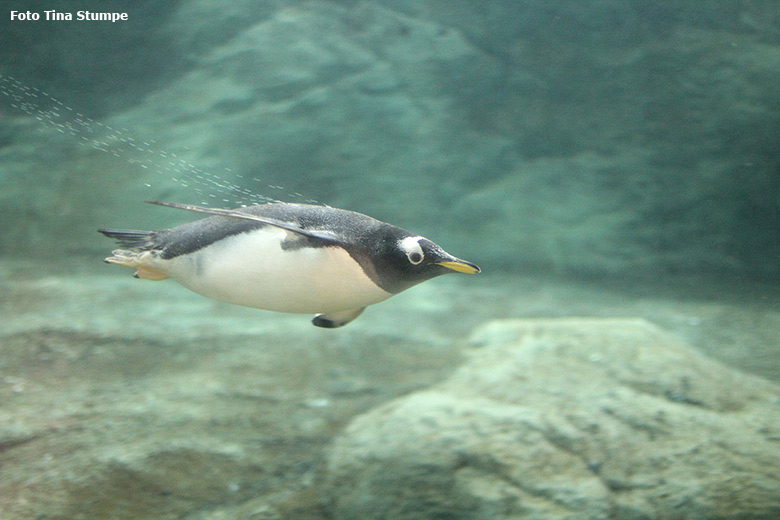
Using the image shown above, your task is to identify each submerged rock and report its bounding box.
[327,318,780,519]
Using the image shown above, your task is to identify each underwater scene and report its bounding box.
[1,1,779,518]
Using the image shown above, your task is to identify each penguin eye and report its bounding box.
[398,236,426,266]
[407,251,424,265]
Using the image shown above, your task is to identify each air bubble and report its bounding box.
[0,73,319,208]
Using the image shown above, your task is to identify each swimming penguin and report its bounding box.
[98,201,480,328]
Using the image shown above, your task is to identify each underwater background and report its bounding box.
[1,1,779,518]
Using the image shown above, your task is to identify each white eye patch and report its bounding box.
[398,236,425,265]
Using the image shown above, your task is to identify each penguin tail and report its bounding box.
[97,228,156,249]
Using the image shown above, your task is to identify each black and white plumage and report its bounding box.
[99,201,480,328]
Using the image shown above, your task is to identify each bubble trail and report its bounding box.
[0,73,314,208]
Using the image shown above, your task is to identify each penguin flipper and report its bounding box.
[146,200,340,244]
[312,308,365,328]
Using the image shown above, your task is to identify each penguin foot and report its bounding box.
[312,308,365,328]
[104,250,169,281]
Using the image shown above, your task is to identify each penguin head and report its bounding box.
[364,230,480,294]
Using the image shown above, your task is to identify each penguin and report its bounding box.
[98,201,480,328]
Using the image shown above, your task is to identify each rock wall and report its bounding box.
[1,0,778,278]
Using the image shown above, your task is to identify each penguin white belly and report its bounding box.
[158,227,392,313]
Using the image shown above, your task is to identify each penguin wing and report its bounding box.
[312,308,365,328]
[146,200,340,243]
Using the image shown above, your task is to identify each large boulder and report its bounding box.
[327,318,780,519]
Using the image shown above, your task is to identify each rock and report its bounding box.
[327,318,780,519]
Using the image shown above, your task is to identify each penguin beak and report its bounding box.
[436,259,481,274]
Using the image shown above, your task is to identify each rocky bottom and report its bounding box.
[1,259,779,519]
